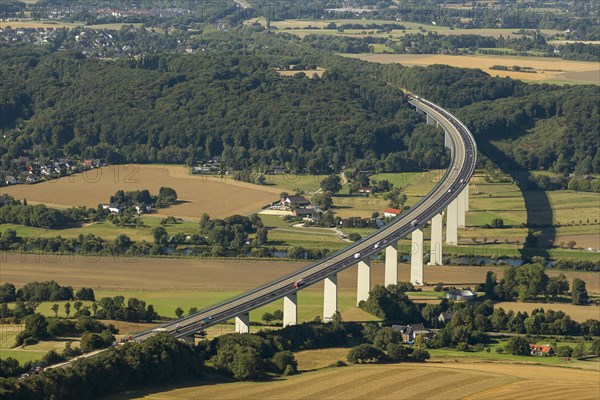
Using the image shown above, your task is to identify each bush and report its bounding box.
[329,360,347,367]
[80,330,114,352]
[410,348,430,362]
[591,338,600,356]
[505,336,531,356]
[348,233,362,241]
[271,351,297,374]
[40,350,66,367]
[347,344,384,364]
[373,327,403,350]
[47,318,77,337]
[386,343,412,361]
[555,346,573,357]
[75,287,95,301]
[62,341,82,358]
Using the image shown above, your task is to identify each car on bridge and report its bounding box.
[294,279,305,288]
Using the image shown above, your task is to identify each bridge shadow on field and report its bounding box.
[477,141,555,260]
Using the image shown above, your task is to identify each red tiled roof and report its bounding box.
[384,208,402,214]
[529,344,553,353]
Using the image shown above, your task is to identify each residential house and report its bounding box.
[281,195,311,209]
[446,289,476,301]
[4,175,17,185]
[358,187,372,194]
[102,203,124,214]
[294,207,320,222]
[438,311,455,324]
[392,323,431,342]
[384,207,402,218]
[529,344,554,356]
[192,166,211,174]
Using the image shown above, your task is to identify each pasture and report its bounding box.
[344,53,600,84]
[1,164,281,220]
[107,360,599,400]
[0,217,199,243]
[248,18,560,39]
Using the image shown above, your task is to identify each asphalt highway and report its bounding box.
[132,96,478,341]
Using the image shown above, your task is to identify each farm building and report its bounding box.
[281,195,311,209]
[445,289,476,301]
[529,344,554,356]
[384,207,402,218]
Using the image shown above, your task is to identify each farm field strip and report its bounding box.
[107,361,599,400]
[343,53,599,84]
[1,255,598,293]
[0,164,281,220]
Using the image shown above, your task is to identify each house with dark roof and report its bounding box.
[391,323,431,342]
[438,311,455,324]
[281,195,311,209]
[294,207,320,222]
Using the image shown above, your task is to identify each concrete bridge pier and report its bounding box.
[283,293,298,327]
[385,241,398,286]
[179,335,195,345]
[235,313,250,333]
[356,260,371,305]
[464,184,470,211]
[446,198,458,245]
[428,213,443,265]
[426,113,436,126]
[323,274,338,321]
[410,228,424,285]
[458,188,466,227]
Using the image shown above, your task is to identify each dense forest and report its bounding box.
[0,29,598,175]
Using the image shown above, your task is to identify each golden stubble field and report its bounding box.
[110,361,599,400]
[1,254,598,323]
[345,53,600,84]
[1,254,598,293]
[0,165,282,220]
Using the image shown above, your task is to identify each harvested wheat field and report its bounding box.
[110,362,599,400]
[1,254,598,294]
[345,53,600,84]
[494,301,600,323]
[1,164,281,219]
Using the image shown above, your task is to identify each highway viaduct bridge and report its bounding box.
[132,95,477,342]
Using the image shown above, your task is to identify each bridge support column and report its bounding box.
[179,335,195,345]
[235,313,250,333]
[356,260,371,305]
[446,198,458,245]
[458,188,466,227]
[283,293,298,327]
[464,184,469,212]
[428,213,443,265]
[426,114,436,126]
[411,228,424,286]
[323,274,338,321]
[385,241,398,286]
